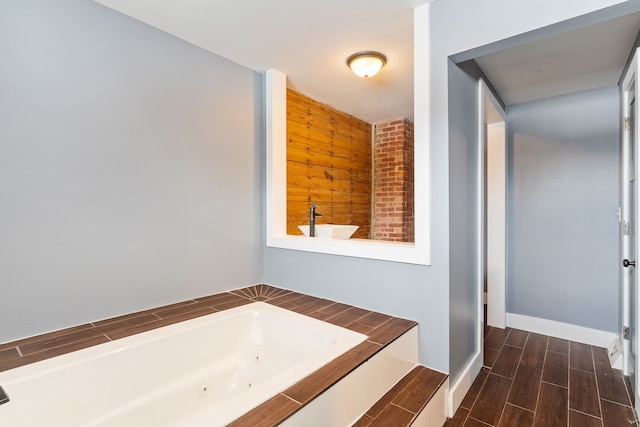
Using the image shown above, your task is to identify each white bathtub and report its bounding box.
[0,302,367,426]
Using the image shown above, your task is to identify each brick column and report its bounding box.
[373,118,414,242]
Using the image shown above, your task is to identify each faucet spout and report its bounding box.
[309,202,321,237]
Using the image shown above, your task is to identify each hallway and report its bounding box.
[444,323,638,426]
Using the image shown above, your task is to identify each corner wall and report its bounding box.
[0,0,263,342]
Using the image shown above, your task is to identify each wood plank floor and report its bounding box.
[444,320,638,426]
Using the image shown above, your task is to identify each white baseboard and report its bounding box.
[506,312,617,349]
[446,351,482,418]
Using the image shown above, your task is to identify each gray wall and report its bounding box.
[448,59,481,380]
[507,86,620,332]
[1,0,628,387]
[264,0,630,377]
[0,0,263,342]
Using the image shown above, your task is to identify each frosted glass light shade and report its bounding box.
[347,51,387,78]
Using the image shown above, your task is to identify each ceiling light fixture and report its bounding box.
[347,51,387,78]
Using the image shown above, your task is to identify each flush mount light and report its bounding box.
[347,51,387,78]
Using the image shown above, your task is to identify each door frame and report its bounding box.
[446,79,508,417]
[621,47,639,411]
[478,80,507,337]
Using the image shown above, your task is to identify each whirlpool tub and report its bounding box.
[0,302,367,426]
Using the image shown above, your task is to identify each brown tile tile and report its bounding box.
[93,313,162,335]
[284,340,382,405]
[0,323,95,352]
[595,362,631,406]
[302,310,334,322]
[151,301,213,319]
[542,350,568,388]
[236,284,281,300]
[521,333,548,370]
[264,291,308,307]
[228,287,254,299]
[246,284,265,298]
[570,368,601,417]
[625,375,635,408]
[105,306,217,340]
[91,307,164,327]
[444,407,469,427]
[369,403,415,427]
[569,410,603,427]
[0,347,20,363]
[19,327,105,356]
[366,366,424,418]
[325,307,371,328]
[485,324,492,338]
[492,344,523,379]
[353,311,394,329]
[392,367,447,414]
[259,285,292,300]
[505,329,529,348]
[278,294,323,308]
[465,416,495,426]
[206,298,252,312]
[316,302,353,317]
[231,286,259,299]
[227,393,300,427]
[498,403,534,427]
[484,347,500,368]
[548,337,569,354]
[570,341,594,373]
[534,382,568,427]
[485,327,509,351]
[593,346,610,365]
[601,399,637,427]
[288,298,336,316]
[469,373,513,425]
[367,318,417,346]
[352,414,374,427]
[508,365,543,411]
[461,367,490,410]
[0,334,110,373]
[345,322,375,335]
[194,292,248,306]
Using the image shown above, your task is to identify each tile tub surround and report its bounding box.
[0,285,419,426]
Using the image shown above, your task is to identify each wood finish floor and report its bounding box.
[445,321,638,426]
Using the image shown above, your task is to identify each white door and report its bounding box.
[622,48,639,411]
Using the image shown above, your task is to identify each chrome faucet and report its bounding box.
[309,202,322,237]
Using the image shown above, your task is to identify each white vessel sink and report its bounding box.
[298,224,359,239]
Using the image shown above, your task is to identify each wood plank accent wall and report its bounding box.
[286,89,372,238]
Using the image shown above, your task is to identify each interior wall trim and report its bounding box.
[506,312,617,349]
[446,350,482,418]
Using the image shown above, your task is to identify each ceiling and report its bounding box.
[95,1,640,121]
[475,11,640,106]
[95,0,426,124]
